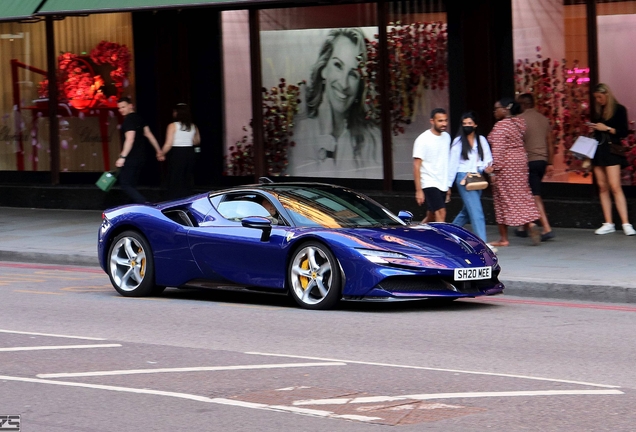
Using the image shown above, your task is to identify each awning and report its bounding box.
[36,0,275,15]
[0,0,43,22]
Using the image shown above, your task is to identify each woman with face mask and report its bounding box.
[288,28,381,179]
[448,112,494,248]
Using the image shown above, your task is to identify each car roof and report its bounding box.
[208,182,350,197]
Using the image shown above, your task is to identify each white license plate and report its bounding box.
[454,266,492,281]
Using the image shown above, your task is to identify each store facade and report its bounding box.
[0,0,635,197]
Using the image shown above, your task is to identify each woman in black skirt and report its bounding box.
[161,103,201,200]
[590,83,634,236]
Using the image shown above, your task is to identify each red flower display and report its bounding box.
[37,41,131,109]
[90,41,131,90]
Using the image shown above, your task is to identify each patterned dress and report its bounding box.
[488,117,540,226]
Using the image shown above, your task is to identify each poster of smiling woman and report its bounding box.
[261,27,382,179]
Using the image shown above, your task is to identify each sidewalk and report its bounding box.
[1,206,634,303]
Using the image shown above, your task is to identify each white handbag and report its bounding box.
[570,136,599,159]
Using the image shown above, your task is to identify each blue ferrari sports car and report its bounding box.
[98,182,504,309]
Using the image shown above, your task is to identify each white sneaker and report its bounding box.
[595,223,616,235]
[623,223,636,236]
[487,243,498,254]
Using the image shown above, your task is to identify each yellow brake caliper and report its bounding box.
[139,246,146,277]
[299,258,310,290]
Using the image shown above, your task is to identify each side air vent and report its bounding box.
[163,209,197,227]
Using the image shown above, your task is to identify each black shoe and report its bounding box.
[514,229,528,238]
[541,231,555,242]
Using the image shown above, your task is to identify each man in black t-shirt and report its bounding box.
[115,97,163,203]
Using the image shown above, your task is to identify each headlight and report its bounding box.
[357,248,409,264]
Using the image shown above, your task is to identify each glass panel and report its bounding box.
[49,13,135,173]
[221,10,252,176]
[261,4,380,179]
[597,0,636,185]
[223,4,381,179]
[222,2,449,181]
[265,185,404,228]
[513,0,591,184]
[387,0,449,181]
[0,21,46,171]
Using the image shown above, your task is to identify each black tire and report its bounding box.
[287,241,342,310]
[107,230,158,297]
[151,285,167,295]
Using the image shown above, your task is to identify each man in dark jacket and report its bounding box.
[115,97,163,203]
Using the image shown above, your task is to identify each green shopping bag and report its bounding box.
[96,170,118,192]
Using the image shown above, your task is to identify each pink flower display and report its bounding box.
[515,49,636,184]
[225,79,304,176]
[363,22,449,136]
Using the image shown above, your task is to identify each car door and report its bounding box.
[187,193,291,289]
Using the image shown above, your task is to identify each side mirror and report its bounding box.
[397,210,413,224]
[241,216,272,229]
[241,216,272,241]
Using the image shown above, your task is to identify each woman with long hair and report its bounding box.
[289,28,381,178]
[589,83,635,235]
[487,97,541,246]
[448,112,493,246]
[161,103,201,199]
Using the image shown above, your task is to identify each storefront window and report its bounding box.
[222,2,449,181]
[1,15,134,173]
[597,0,636,185]
[0,21,46,171]
[258,4,380,179]
[50,14,135,173]
[513,0,591,184]
[222,10,252,177]
[387,1,448,180]
[223,5,380,178]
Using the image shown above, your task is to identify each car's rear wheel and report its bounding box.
[107,230,158,297]
[288,241,341,310]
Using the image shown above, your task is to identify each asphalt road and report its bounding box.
[1,261,635,431]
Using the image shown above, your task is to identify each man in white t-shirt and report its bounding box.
[413,108,451,222]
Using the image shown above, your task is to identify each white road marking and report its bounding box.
[246,352,621,389]
[0,329,106,340]
[0,344,121,352]
[37,362,346,378]
[0,375,381,422]
[293,389,624,406]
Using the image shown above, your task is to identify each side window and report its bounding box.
[217,200,270,221]
[215,193,285,225]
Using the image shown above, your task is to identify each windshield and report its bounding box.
[267,185,406,228]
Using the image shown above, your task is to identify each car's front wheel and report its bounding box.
[288,241,342,310]
[107,230,160,297]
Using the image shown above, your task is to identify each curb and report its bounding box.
[0,251,99,268]
[500,279,636,304]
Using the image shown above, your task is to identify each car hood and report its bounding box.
[328,223,494,269]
